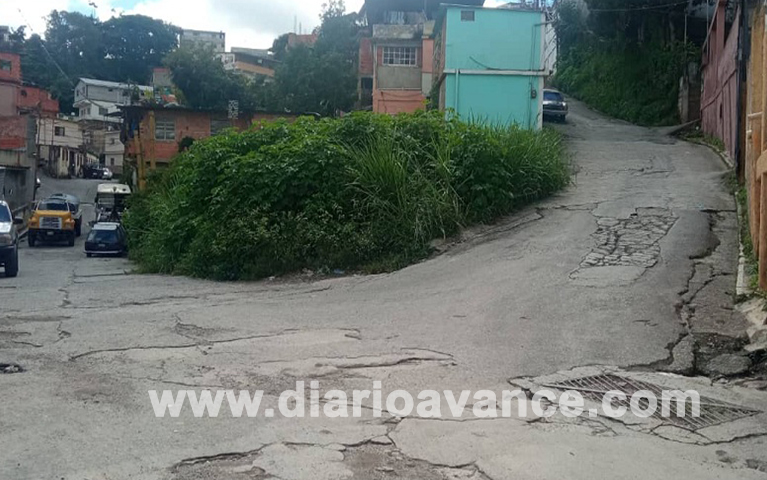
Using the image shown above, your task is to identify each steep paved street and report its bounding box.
[1,101,766,480]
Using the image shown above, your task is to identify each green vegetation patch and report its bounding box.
[124,111,570,280]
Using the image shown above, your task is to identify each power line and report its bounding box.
[16,7,75,87]
[587,0,690,12]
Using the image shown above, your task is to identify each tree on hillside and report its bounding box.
[554,0,703,125]
[19,33,78,113]
[271,33,290,61]
[12,10,180,114]
[0,26,25,53]
[272,0,360,116]
[102,15,180,83]
[576,0,708,46]
[164,46,263,111]
[273,45,319,113]
[45,11,106,79]
[316,0,359,59]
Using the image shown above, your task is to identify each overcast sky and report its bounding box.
[4,0,506,50]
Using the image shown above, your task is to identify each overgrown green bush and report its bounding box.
[123,111,570,280]
[555,40,696,126]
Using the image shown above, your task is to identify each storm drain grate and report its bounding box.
[544,374,761,430]
[0,363,24,374]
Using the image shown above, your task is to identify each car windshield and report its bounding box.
[87,230,119,243]
[37,201,69,212]
[0,206,10,222]
[544,91,564,102]
[53,196,78,208]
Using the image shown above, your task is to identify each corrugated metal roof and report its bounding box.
[78,78,152,92]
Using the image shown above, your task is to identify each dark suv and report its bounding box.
[543,89,568,122]
[0,201,22,278]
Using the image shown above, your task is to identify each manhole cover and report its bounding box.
[545,374,760,430]
[0,363,24,374]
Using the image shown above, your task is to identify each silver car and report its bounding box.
[0,201,22,278]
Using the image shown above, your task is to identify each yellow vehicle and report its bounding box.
[28,198,77,247]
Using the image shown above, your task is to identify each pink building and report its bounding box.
[0,51,58,213]
[358,0,483,114]
[700,0,740,162]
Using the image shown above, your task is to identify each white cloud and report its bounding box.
[7,0,509,50]
[123,0,365,49]
[5,1,76,37]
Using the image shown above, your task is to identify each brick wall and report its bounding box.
[0,116,26,150]
[373,90,426,114]
[128,110,297,163]
[16,85,59,115]
[360,37,374,75]
[0,53,21,84]
[422,39,434,74]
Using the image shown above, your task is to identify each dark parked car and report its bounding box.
[0,200,22,278]
[85,222,127,257]
[81,164,111,180]
[543,89,568,122]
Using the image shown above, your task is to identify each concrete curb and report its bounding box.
[683,138,735,169]
[735,200,750,298]
[656,119,700,137]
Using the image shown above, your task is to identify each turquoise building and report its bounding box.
[434,6,552,129]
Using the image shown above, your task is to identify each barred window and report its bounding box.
[155,118,176,141]
[383,46,417,66]
[210,118,231,136]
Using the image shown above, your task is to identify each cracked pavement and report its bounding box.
[1,101,766,479]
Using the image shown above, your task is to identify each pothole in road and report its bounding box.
[0,363,24,374]
[580,209,677,270]
[172,443,486,480]
[544,373,761,430]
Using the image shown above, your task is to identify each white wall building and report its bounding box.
[37,117,86,178]
[102,129,124,174]
[74,78,152,122]
[72,78,139,174]
[180,29,226,53]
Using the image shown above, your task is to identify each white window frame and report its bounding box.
[155,118,176,141]
[382,46,418,67]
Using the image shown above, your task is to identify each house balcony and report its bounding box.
[373,24,422,40]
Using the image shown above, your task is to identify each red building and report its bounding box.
[700,0,739,163]
[357,0,483,114]
[0,51,58,214]
[120,105,300,189]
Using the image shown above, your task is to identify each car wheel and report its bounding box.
[5,247,18,278]
[68,233,75,247]
[86,253,93,258]
[28,234,36,247]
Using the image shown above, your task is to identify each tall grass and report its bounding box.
[124,111,570,280]
[555,41,696,126]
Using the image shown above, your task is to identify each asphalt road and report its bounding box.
[1,102,766,480]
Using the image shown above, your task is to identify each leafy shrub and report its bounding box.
[555,40,697,126]
[123,111,570,280]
